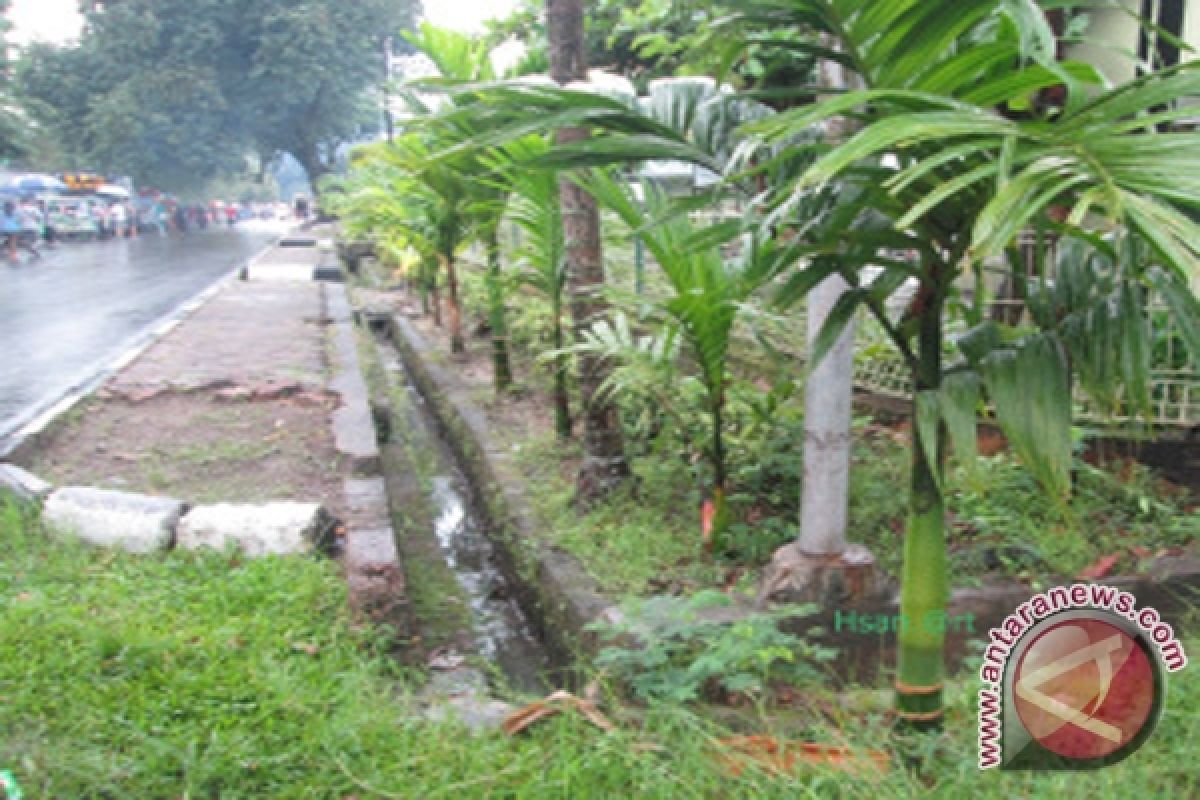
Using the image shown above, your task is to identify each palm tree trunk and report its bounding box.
[486,229,513,391]
[552,297,572,439]
[547,0,630,502]
[708,384,731,552]
[419,256,432,316]
[441,252,465,353]
[429,260,442,327]
[895,279,949,730]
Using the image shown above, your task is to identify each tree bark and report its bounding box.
[429,258,442,327]
[547,0,631,502]
[293,143,330,195]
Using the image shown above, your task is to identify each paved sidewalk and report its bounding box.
[3,225,406,627]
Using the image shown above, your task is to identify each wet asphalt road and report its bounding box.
[0,224,283,444]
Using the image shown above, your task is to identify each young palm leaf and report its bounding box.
[577,169,774,553]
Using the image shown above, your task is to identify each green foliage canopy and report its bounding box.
[15,0,419,191]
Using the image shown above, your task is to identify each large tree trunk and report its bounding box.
[293,143,330,196]
[547,0,630,502]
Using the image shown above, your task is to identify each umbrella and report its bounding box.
[4,173,67,193]
[95,184,131,199]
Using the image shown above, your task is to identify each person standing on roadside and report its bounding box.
[110,201,127,240]
[2,201,39,261]
[38,199,57,248]
[2,201,19,261]
[153,200,167,235]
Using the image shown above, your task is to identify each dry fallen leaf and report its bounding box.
[503,690,615,736]
[291,641,320,656]
[427,646,465,671]
[1077,553,1120,580]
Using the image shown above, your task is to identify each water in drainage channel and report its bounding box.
[370,331,551,696]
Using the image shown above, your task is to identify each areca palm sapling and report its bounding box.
[489,136,574,438]
[407,23,516,382]
[577,170,775,553]
[431,0,1200,727]
[386,131,468,342]
[325,143,444,318]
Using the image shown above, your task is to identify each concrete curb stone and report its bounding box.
[43,487,185,553]
[326,285,382,476]
[177,502,334,557]
[342,476,409,631]
[0,464,53,506]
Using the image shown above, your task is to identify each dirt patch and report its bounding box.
[23,386,350,521]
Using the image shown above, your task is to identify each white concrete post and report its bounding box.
[796,47,859,557]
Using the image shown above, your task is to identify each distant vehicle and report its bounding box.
[47,198,100,241]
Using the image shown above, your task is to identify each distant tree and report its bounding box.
[235,0,420,188]
[15,0,420,191]
[0,0,30,162]
[490,0,707,87]
[14,43,96,169]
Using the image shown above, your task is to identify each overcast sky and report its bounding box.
[8,0,82,46]
[7,0,522,46]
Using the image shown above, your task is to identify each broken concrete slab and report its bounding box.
[43,487,184,553]
[177,502,334,557]
[0,463,53,506]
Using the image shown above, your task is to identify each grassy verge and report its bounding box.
[849,424,1199,583]
[2,502,1197,797]
[513,431,724,596]
[508,418,1197,599]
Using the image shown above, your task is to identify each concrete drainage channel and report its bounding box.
[361,316,554,705]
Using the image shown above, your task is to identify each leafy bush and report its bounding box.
[589,590,836,703]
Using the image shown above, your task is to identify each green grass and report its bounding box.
[513,432,724,596]
[510,414,1197,597]
[848,427,1200,582]
[3,501,1197,797]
